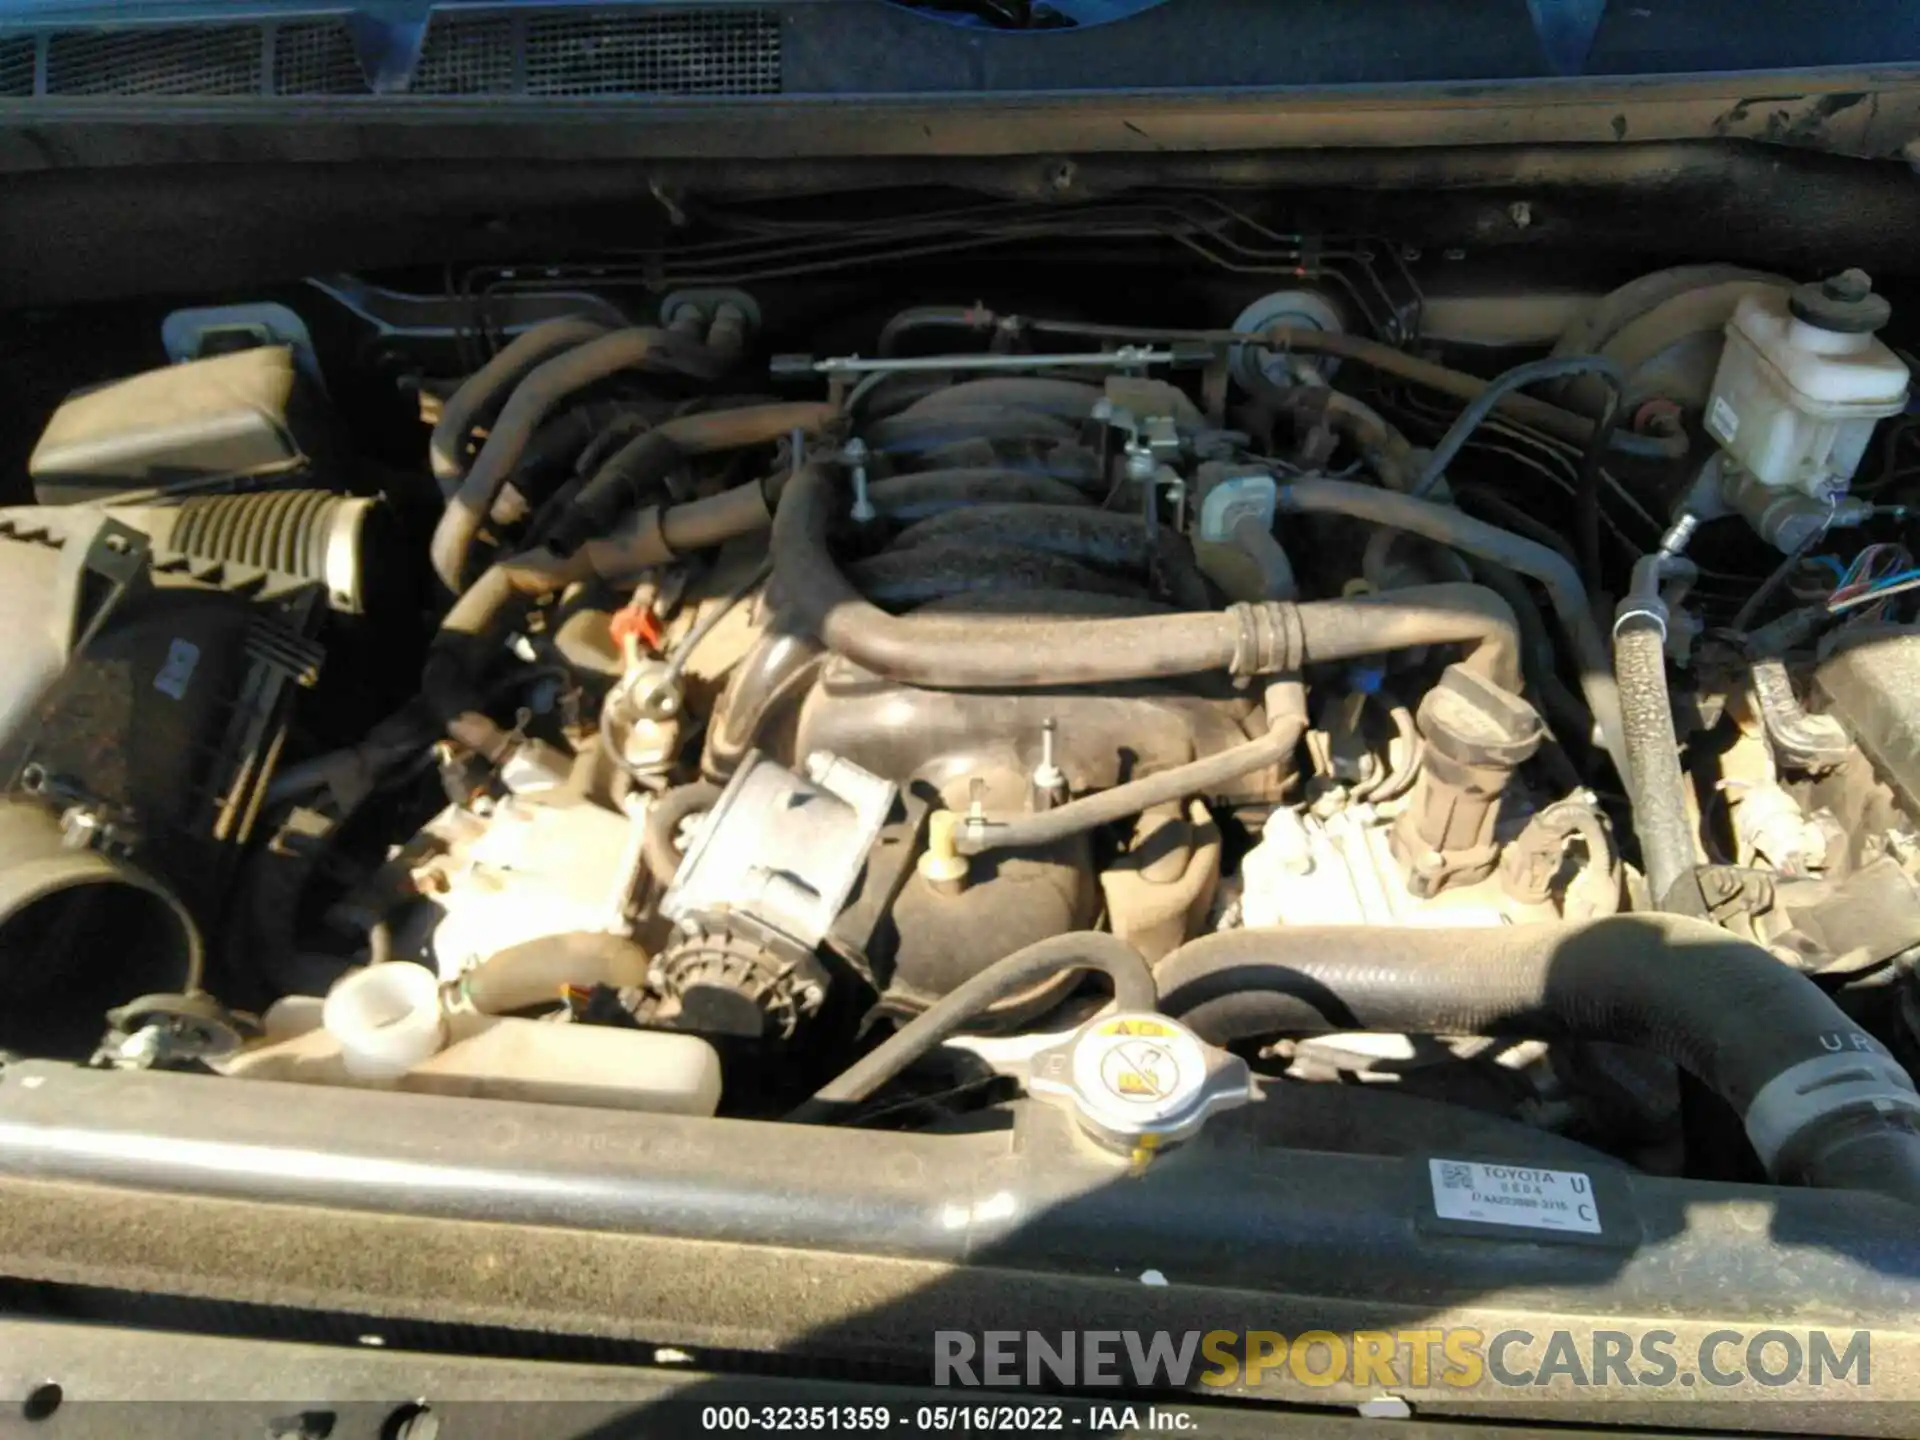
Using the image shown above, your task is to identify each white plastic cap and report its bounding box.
[323,962,447,1079]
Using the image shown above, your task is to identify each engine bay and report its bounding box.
[6,195,1920,1205]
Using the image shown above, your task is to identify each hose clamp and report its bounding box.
[1228,601,1305,679]
[1612,595,1669,643]
[1742,1048,1920,1176]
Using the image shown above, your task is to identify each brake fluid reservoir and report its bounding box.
[1704,269,1909,497]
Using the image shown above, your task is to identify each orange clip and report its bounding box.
[609,605,663,653]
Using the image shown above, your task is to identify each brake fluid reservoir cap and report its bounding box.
[1029,1012,1253,1156]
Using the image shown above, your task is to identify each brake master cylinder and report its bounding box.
[1705,269,1909,504]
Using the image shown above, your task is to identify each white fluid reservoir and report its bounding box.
[1704,269,1909,497]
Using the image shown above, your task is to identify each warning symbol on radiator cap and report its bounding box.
[1100,1039,1180,1103]
[1070,1012,1213,1127]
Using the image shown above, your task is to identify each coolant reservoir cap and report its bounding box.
[1029,1012,1252,1155]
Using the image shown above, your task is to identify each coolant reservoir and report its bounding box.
[229,977,723,1115]
[1704,269,1909,497]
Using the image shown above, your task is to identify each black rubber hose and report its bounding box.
[1574,381,1625,593]
[790,932,1156,1122]
[876,304,996,357]
[953,587,1516,857]
[958,690,1310,858]
[1409,354,1627,500]
[424,548,595,763]
[1023,316,1617,450]
[663,560,772,682]
[771,462,1273,688]
[776,466,1519,693]
[1229,512,1298,600]
[489,398,647,527]
[1154,916,1920,1203]
[431,328,730,592]
[642,780,722,890]
[1358,487,1591,747]
[1613,611,1695,905]
[429,317,609,494]
[1731,529,1823,632]
[1455,485,1578,564]
[364,918,394,968]
[1462,557,1592,748]
[1283,388,1421,493]
[702,632,825,780]
[1294,581,1522,689]
[561,427,684,544]
[458,933,650,1015]
[1275,478,1627,785]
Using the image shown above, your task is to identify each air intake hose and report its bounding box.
[1155,917,1920,1206]
[118,489,377,614]
[0,798,202,1060]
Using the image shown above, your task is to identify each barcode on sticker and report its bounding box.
[1428,1158,1601,1234]
[1708,394,1739,444]
[1436,1161,1474,1191]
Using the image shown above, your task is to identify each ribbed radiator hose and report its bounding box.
[1156,917,1920,1206]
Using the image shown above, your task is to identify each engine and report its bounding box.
[7,255,1920,1199]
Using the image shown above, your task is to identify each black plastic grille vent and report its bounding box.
[525,10,781,96]
[273,21,370,97]
[45,25,262,97]
[411,15,517,96]
[414,10,782,97]
[0,36,33,97]
[0,8,780,100]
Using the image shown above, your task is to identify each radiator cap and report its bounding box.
[1029,1012,1251,1157]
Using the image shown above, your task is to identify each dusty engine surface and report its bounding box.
[7,245,1920,1207]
